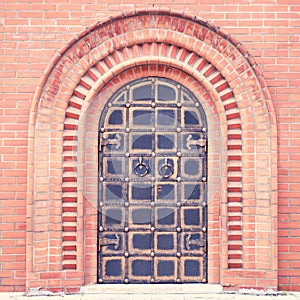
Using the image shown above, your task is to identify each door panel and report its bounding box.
[98,77,207,284]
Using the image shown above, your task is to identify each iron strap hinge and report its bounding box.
[186,234,205,250]
[186,134,207,152]
[99,233,120,250]
[99,133,121,151]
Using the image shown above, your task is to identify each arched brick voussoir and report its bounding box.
[87,28,261,106]
[41,26,266,124]
[81,57,229,126]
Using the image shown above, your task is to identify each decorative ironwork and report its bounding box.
[98,77,208,284]
[99,233,120,250]
[134,156,149,177]
[159,158,174,178]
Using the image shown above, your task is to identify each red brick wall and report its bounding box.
[0,0,299,293]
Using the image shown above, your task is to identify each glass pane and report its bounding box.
[108,109,123,125]
[132,109,152,126]
[157,84,176,101]
[157,109,176,127]
[132,84,153,101]
[132,134,152,150]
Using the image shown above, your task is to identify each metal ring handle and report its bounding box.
[159,158,174,178]
[134,157,149,177]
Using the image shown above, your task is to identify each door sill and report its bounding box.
[82,284,223,294]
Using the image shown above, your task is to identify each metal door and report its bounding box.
[98,78,207,284]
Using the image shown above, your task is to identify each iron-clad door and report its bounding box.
[98,78,207,284]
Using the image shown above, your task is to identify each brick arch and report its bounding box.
[27,10,277,293]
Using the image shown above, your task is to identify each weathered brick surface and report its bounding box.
[0,0,299,293]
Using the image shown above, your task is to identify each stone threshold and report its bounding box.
[82,284,223,294]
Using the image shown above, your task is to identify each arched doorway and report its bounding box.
[98,77,208,284]
[27,10,277,292]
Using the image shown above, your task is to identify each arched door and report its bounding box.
[98,77,207,284]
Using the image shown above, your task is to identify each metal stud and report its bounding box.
[124,251,129,258]
[99,278,103,283]
[202,226,207,232]
[151,226,155,232]
[176,127,182,133]
[125,202,129,207]
[125,102,131,108]
[176,278,181,283]
[177,103,182,108]
[99,201,104,207]
[151,127,156,132]
[125,152,130,158]
[151,278,155,283]
[108,103,112,108]
[176,252,181,257]
[176,177,182,182]
[151,102,156,108]
[202,177,207,182]
[125,177,129,182]
[177,152,182,157]
[124,278,129,284]
[176,227,182,232]
[126,85,130,90]
[177,202,181,207]
[124,227,129,232]
[195,102,199,107]
[125,127,131,133]
[100,127,105,133]
[177,84,181,89]
[151,251,155,257]
[151,152,156,157]
[202,278,207,283]
[151,201,155,207]
[151,176,155,182]
[99,176,104,182]
[202,127,207,132]
[99,226,104,232]
[202,201,207,207]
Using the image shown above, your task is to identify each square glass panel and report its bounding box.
[102,257,125,281]
[103,183,125,204]
[130,183,152,202]
[155,257,177,281]
[130,108,153,127]
[129,207,152,226]
[182,183,202,203]
[155,232,176,253]
[156,207,176,227]
[129,233,152,254]
[102,207,124,228]
[181,158,202,179]
[129,257,152,281]
[181,207,202,228]
[130,134,153,152]
[155,183,176,203]
[156,109,176,127]
[156,133,176,152]
[103,157,125,179]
